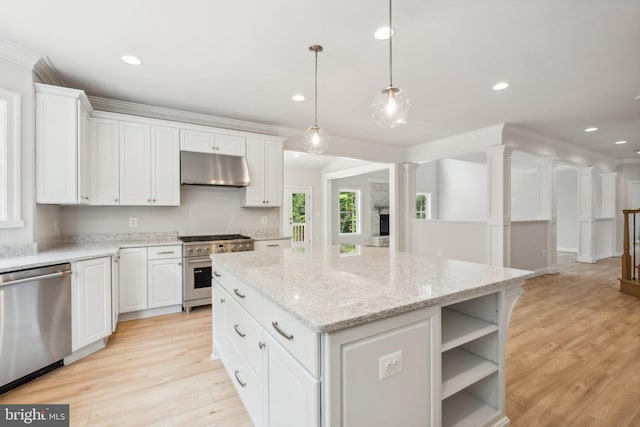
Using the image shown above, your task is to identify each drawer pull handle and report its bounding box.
[272,321,294,341]
[233,324,246,338]
[259,341,266,349]
[213,271,222,277]
[233,288,246,299]
[234,370,247,388]
[266,244,279,247]
[156,251,175,255]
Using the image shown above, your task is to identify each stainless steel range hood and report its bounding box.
[180,151,250,187]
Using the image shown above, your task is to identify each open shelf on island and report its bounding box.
[442,346,498,399]
[442,389,499,427]
[441,308,498,352]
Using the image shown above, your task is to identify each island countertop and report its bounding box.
[211,245,533,333]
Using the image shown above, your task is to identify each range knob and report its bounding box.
[186,247,193,255]
[204,247,211,254]
[195,247,202,254]
[231,244,238,251]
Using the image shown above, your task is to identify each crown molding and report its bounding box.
[88,96,279,136]
[621,158,640,165]
[0,36,40,69]
[33,57,67,86]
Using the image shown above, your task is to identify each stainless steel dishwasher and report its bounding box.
[0,263,72,393]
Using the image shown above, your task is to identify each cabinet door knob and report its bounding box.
[220,298,226,303]
[258,341,266,350]
[147,198,151,203]
[114,198,119,202]
[153,198,156,202]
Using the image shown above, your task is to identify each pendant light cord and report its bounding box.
[314,49,318,126]
[389,0,393,88]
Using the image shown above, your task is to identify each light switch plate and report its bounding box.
[379,350,403,381]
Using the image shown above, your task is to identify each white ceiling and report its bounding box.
[2,1,639,159]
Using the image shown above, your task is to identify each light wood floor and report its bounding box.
[1,257,635,426]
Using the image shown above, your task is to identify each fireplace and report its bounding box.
[379,214,389,236]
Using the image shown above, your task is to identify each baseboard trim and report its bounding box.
[119,305,182,322]
[576,256,596,264]
[64,339,107,365]
[557,247,578,253]
[594,252,619,261]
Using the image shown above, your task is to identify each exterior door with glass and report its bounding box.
[284,187,312,246]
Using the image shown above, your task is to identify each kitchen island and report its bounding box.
[211,245,532,427]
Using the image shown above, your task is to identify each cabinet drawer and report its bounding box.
[254,239,291,251]
[227,295,266,382]
[147,245,182,260]
[212,261,264,323]
[263,299,320,378]
[224,336,265,426]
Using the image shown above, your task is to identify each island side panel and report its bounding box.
[323,306,441,427]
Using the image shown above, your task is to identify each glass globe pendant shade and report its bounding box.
[303,125,329,154]
[371,86,411,128]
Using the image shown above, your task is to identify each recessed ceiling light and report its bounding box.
[492,82,510,91]
[291,94,305,102]
[292,153,300,158]
[584,127,598,132]
[374,26,395,40]
[615,140,627,145]
[634,94,640,101]
[121,55,142,65]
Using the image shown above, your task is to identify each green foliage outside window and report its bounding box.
[339,191,358,234]
[292,193,306,223]
[416,194,427,219]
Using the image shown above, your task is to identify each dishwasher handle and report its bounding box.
[0,270,72,289]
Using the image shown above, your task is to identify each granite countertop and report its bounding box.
[0,239,182,274]
[212,245,533,333]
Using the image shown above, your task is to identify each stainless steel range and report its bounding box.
[181,234,254,311]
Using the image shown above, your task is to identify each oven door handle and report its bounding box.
[188,259,211,264]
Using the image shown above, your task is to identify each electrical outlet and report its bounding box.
[378,350,403,381]
[53,219,58,232]
[261,216,268,224]
[128,217,138,228]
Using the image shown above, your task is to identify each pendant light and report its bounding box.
[303,45,329,154]
[371,0,411,128]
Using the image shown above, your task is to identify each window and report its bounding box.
[0,87,22,228]
[339,189,360,234]
[416,192,431,220]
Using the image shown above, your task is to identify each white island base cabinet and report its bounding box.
[212,258,523,427]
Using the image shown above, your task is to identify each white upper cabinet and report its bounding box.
[91,118,120,205]
[180,126,246,156]
[119,122,152,205]
[151,126,180,206]
[119,122,180,206]
[244,138,283,207]
[35,83,93,204]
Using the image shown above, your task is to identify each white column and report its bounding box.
[486,145,512,267]
[602,172,618,256]
[576,167,596,263]
[399,162,417,253]
[542,159,559,273]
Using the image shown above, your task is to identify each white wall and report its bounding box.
[409,220,488,264]
[331,170,388,245]
[511,221,548,273]
[615,162,640,252]
[60,186,279,236]
[511,170,538,221]
[283,166,323,245]
[438,158,487,221]
[557,168,578,252]
[0,56,61,244]
[595,218,615,260]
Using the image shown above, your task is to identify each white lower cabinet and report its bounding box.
[148,257,183,308]
[72,257,112,352]
[266,333,319,427]
[119,245,183,316]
